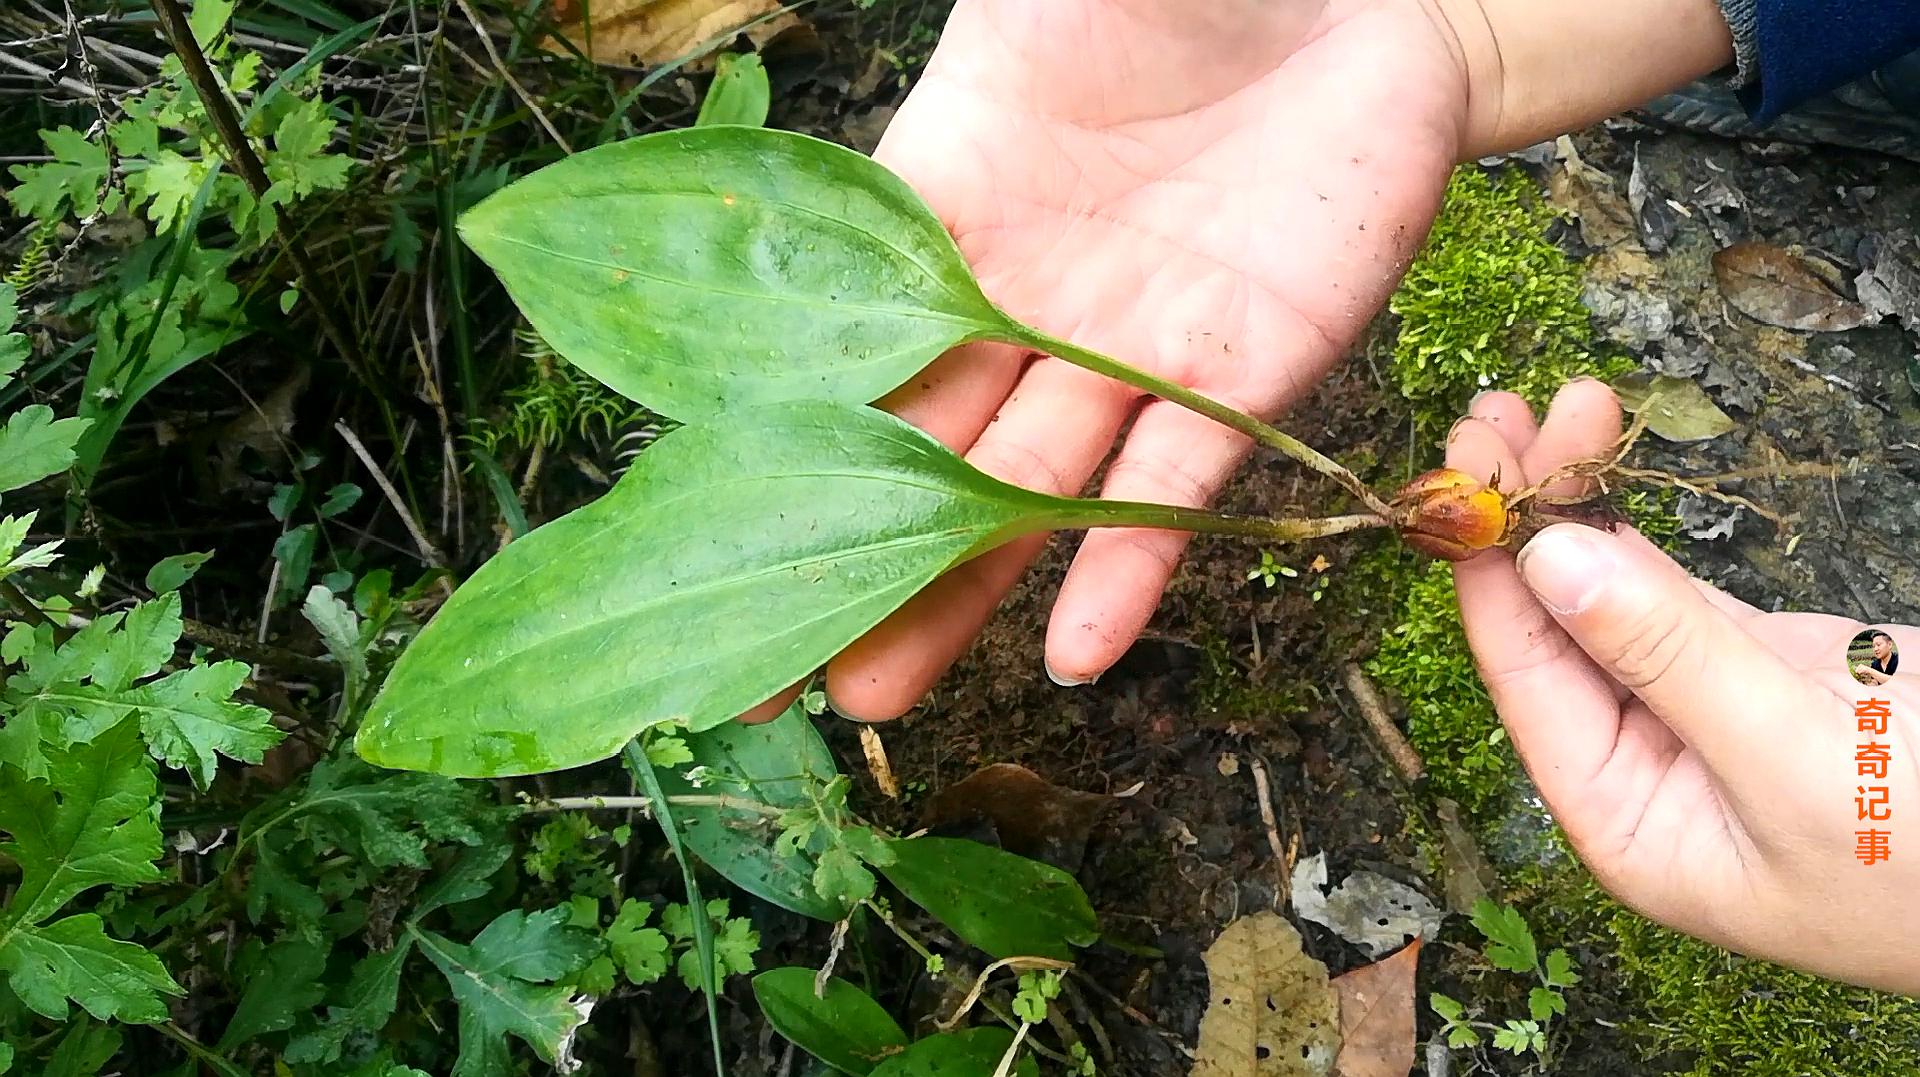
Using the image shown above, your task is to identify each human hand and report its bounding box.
[1451,383,1920,994]
[797,0,1474,719]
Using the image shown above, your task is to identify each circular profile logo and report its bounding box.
[1850,628,1900,686]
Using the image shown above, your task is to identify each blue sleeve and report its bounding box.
[1735,0,1920,121]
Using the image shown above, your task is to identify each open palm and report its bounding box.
[1451,387,1920,995]
[814,0,1472,718]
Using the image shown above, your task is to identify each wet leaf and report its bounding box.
[1611,374,1736,443]
[547,0,802,68]
[457,127,1013,421]
[752,968,908,1075]
[1290,854,1442,959]
[921,763,1114,872]
[877,836,1098,962]
[655,704,849,920]
[867,1028,1036,1077]
[1712,241,1872,332]
[358,401,1178,778]
[1332,941,1420,1077]
[1192,912,1340,1077]
[697,52,770,128]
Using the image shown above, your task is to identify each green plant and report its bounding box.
[1388,167,1632,435]
[358,126,1653,780]
[1430,900,1580,1064]
[6,0,355,494]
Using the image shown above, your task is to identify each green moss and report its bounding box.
[1610,913,1920,1077]
[1364,551,1512,816]
[1389,167,1633,436]
[1190,635,1305,727]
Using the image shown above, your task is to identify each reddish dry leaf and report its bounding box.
[920,763,1113,871]
[1331,940,1421,1077]
[1712,241,1873,332]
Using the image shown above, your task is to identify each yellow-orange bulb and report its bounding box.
[1389,468,1516,561]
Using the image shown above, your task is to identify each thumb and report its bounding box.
[1514,524,1820,774]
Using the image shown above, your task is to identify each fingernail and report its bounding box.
[1045,659,1095,688]
[1445,416,1476,445]
[1516,526,1613,615]
[821,688,877,724]
[1468,390,1492,410]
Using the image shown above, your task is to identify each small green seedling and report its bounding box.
[1430,899,1581,1065]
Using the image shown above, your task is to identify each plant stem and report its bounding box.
[523,793,784,817]
[623,742,726,1077]
[146,0,391,414]
[0,579,51,628]
[1007,323,1394,518]
[1053,502,1386,544]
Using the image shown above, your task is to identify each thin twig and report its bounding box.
[1342,663,1425,783]
[336,421,447,568]
[451,0,570,151]
[0,48,94,94]
[936,956,1073,1031]
[1247,757,1289,908]
[862,901,1074,1065]
[522,793,785,818]
[179,617,337,680]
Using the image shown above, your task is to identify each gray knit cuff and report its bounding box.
[1716,0,1760,84]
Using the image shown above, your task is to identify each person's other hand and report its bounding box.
[804,0,1475,719]
[1452,383,1920,995]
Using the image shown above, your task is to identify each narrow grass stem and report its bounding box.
[1008,323,1395,518]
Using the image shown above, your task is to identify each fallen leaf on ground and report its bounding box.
[1432,799,1495,915]
[1611,373,1736,442]
[1290,854,1443,959]
[1712,241,1873,332]
[1853,233,1920,330]
[1546,136,1637,250]
[920,763,1113,872]
[1627,145,1681,254]
[1192,912,1340,1077]
[859,725,898,799]
[546,0,802,68]
[1332,940,1421,1077]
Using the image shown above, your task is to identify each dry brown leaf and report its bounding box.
[1546,136,1637,250]
[1331,941,1421,1077]
[546,0,802,68]
[1192,913,1340,1077]
[921,763,1113,871]
[858,724,898,799]
[1712,241,1873,332]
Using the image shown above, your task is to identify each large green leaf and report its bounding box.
[359,400,1157,778]
[0,724,182,1023]
[457,127,1013,420]
[655,702,847,920]
[753,967,909,1075]
[412,908,598,1077]
[867,1028,1038,1077]
[877,837,1098,962]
